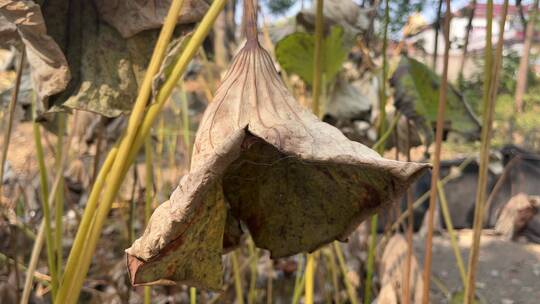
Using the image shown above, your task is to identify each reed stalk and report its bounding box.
[421,1,451,302]
[32,96,57,299]
[333,243,359,304]
[21,145,66,304]
[437,182,467,285]
[247,239,258,304]
[0,51,24,202]
[323,248,340,304]
[292,257,305,304]
[190,287,197,304]
[304,253,316,304]
[56,1,227,302]
[144,136,153,304]
[365,1,390,303]
[305,0,324,302]
[464,1,508,302]
[402,119,413,304]
[55,112,66,279]
[231,251,244,304]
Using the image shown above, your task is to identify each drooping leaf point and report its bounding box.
[126,0,430,290]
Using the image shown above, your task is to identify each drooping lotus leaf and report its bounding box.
[390,56,481,144]
[0,0,70,105]
[39,0,195,117]
[275,26,348,86]
[126,1,430,290]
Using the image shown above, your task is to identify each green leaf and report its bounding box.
[391,57,481,142]
[275,26,348,86]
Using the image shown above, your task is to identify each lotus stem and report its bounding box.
[305,1,324,302]
[32,96,58,299]
[421,1,452,303]
[21,148,65,304]
[311,0,324,117]
[334,243,359,304]
[231,251,244,304]
[324,248,340,304]
[190,287,196,304]
[0,51,24,202]
[248,239,258,304]
[365,1,390,303]
[292,257,305,304]
[144,136,153,304]
[180,85,192,167]
[304,253,316,304]
[464,1,508,302]
[372,112,400,152]
[403,119,413,304]
[436,181,467,285]
[55,112,66,279]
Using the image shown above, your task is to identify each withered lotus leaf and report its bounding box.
[126,0,429,290]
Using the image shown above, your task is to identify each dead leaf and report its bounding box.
[0,0,70,104]
[95,0,210,38]
[126,4,430,289]
[40,0,192,117]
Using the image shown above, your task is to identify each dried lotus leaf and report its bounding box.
[126,0,430,289]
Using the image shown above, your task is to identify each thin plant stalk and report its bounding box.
[190,287,196,304]
[266,260,273,304]
[333,243,359,304]
[371,112,400,152]
[144,136,153,304]
[432,0,443,69]
[458,0,476,80]
[365,1,389,302]
[32,98,58,299]
[437,182,467,285]
[464,1,508,302]
[247,239,258,304]
[231,251,244,304]
[56,1,228,302]
[55,112,66,279]
[0,51,24,202]
[421,1,451,303]
[305,0,324,302]
[304,253,316,304]
[292,263,306,304]
[402,119,414,304]
[311,0,324,118]
[21,221,45,304]
[180,85,192,166]
[323,249,340,304]
[21,152,65,304]
[514,0,539,113]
